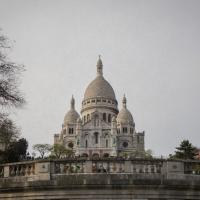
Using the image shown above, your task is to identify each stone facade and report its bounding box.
[54,57,145,158]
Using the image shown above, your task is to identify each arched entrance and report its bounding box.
[81,153,88,158]
[92,153,99,159]
[68,142,74,149]
[103,153,109,158]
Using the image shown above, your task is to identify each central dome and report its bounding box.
[83,56,116,101]
[84,75,116,100]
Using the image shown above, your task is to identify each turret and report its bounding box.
[117,95,135,134]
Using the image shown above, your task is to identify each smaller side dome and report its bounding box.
[117,95,134,125]
[63,95,80,125]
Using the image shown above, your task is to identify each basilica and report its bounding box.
[54,57,145,158]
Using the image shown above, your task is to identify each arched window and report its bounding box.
[106,139,108,148]
[84,116,86,123]
[68,142,74,149]
[130,128,134,134]
[108,114,111,123]
[94,132,98,144]
[87,114,90,121]
[85,140,88,148]
[113,138,116,144]
[68,128,74,134]
[103,113,106,121]
[82,153,88,158]
[103,153,109,158]
[123,127,127,133]
[92,153,99,159]
[94,115,99,126]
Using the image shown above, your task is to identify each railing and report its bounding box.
[9,163,35,177]
[53,158,163,174]
[0,159,200,179]
[0,161,35,178]
[54,159,85,174]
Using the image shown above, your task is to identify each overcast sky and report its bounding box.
[0,0,200,156]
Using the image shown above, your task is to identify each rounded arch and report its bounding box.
[106,139,109,148]
[68,142,74,149]
[103,113,106,121]
[83,116,86,123]
[94,114,99,126]
[108,114,111,123]
[81,153,88,158]
[94,132,99,144]
[103,153,109,158]
[85,140,88,148]
[87,114,90,121]
[92,153,99,159]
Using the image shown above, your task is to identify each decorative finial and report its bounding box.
[70,95,75,109]
[97,55,103,76]
[122,94,127,108]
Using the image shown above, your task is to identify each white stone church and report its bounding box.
[54,57,145,158]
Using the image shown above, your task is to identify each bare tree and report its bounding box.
[33,144,52,158]
[0,30,27,163]
[51,144,73,159]
[0,30,25,110]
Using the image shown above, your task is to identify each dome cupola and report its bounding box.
[63,95,80,126]
[83,56,116,100]
[83,76,116,100]
[81,56,118,115]
[117,95,134,126]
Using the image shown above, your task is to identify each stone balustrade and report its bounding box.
[0,158,200,179]
[9,163,35,177]
[0,159,200,199]
[53,159,163,174]
[0,161,36,178]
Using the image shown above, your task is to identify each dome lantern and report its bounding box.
[97,55,103,76]
[122,94,127,108]
[71,95,75,110]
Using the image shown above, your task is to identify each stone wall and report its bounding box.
[0,158,200,199]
